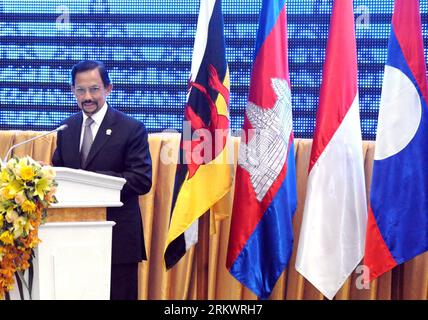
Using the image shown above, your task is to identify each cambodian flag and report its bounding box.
[226,0,297,299]
[364,0,428,281]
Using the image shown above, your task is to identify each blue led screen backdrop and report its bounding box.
[0,0,427,140]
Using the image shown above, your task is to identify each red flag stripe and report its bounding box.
[364,206,397,280]
[249,8,289,109]
[392,0,428,106]
[308,0,358,173]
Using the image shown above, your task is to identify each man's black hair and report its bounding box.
[71,60,111,87]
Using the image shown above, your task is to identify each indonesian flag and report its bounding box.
[295,0,368,300]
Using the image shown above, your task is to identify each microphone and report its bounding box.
[2,124,68,165]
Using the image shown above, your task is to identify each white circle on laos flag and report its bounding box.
[374,65,422,160]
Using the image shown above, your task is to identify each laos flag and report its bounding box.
[226,0,297,299]
[364,0,428,281]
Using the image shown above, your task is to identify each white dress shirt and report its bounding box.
[79,102,108,151]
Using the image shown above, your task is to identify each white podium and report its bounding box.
[9,167,126,300]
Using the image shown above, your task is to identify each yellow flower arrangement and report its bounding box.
[0,156,58,299]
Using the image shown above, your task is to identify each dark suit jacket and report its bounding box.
[52,106,152,264]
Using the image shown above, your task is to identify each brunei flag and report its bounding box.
[164,0,232,269]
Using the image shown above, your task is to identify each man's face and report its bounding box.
[72,68,112,116]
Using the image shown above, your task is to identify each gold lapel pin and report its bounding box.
[106,129,112,135]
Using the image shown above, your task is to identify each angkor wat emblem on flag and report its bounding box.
[239,78,293,201]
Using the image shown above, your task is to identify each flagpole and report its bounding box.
[196,210,210,299]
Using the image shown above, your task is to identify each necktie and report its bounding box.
[80,117,94,167]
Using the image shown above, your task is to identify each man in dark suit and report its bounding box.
[52,60,152,300]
